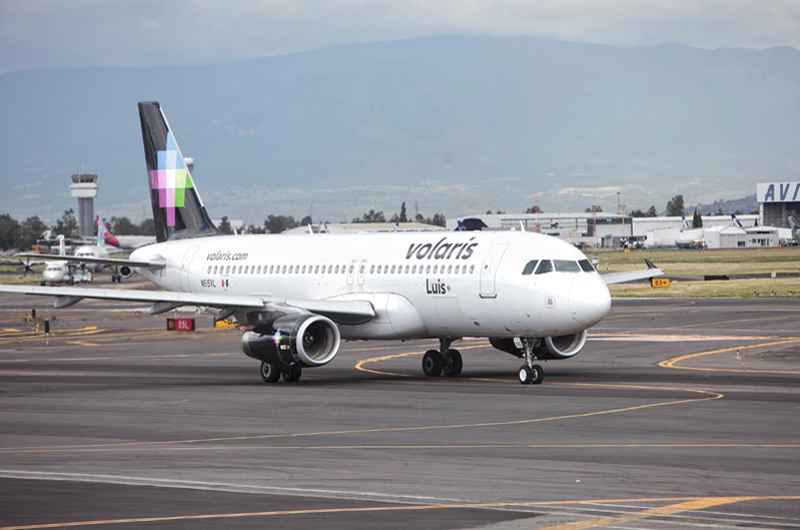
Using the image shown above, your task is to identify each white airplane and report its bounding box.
[41,236,73,286]
[0,102,661,385]
[20,214,129,283]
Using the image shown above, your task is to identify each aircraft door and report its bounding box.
[180,246,199,291]
[479,244,508,298]
[346,259,357,287]
[357,259,367,286]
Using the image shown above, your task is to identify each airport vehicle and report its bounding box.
[102,221,156,250]
[0,102,661,384]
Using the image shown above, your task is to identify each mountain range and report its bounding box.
[1,36,798,225]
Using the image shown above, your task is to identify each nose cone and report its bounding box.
[569,275,612,327]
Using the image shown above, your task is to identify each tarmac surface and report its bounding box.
[1,280,799,529]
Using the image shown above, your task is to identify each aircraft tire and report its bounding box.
[518,365,532,385]
[281,364,302,383]
[260,362,281,383]
[531,364,544,385]
[422,350,443,377]
[443,349,463,377]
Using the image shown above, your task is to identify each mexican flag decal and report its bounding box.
[221,279,229,288]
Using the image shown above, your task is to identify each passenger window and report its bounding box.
[370,265,375,274]
[426,265,431,274]
[391,265,396,274]
[207,266,212,274]
[469,265,474,274]
[554,260,581,273]
[349,264,354,274]
[269,265,274,274]
[522,260,538,275]
[535,260,554,275]
[579,259,595,272]
[412,265,417,274]
[359,264,365,274]
[238,265,243,274]
[315,265,320,274]
[433,265,438,274]
[301,265,306,274]
[335,265,339,274]
[405,265,410,274]
[225,265,231,274]
[328,265,332,274]
[213,265,218,274]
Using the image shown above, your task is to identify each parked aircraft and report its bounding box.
[102,221,156,250]
[40,236,73,285]
[0,102,661,385]
[20,214,129,283]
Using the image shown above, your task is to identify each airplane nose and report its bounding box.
[568,276,612,326]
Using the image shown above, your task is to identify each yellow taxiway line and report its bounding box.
[2,496,799,530]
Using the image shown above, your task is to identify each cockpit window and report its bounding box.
[535,260,553,275]
[554,260,581,273]
[521,260,538,275]
[578,259,595,272]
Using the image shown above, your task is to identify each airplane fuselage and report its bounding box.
[132,230,611,340]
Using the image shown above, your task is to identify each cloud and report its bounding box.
[0,0,799,74]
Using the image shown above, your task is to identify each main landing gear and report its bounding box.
[518,338,544,385]
[260,362,302,383]
[422,338,463,378]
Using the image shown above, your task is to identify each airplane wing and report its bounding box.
[0,285,376,325]
[0,258,46,267]
[15,253,164,270]
[601,259,663,285]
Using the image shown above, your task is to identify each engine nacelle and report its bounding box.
[119,265,133,279]
[489,330,588,360]
[539,331,588,359]
[240,314,341,367]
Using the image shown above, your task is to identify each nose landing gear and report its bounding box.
[518,337,544,384]
[422,338,463,377]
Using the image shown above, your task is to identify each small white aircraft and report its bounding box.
[0,102,661,385]
[20,214,130,283]
[40,236,73,286]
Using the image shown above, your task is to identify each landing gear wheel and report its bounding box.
[281,364,302,383]
[443,349,463,377]
[260,362,280,383]
[531,364,544,384]
[422,350,443,377]
[111,275,116,283]
[518,365,532,385]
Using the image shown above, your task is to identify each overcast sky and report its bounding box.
[1,0,799,74]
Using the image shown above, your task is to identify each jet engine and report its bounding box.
[240,314,341,367]
[489,330,588,360]
[119,265,133,279]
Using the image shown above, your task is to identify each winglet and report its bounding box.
[645,258,657,269]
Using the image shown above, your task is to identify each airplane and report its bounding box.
[731,214,744,228]
[0,102,662,385]
[19,214,130,283]
[40,236,73,286]
[102,220,156,250]
[681,214,692,230]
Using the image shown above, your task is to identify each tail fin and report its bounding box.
[96,213,105,247]
[681,215,691,230]
[138,102,220,243]
[101,220,119,248]
[731,214,743,228]
[57,235,66,257]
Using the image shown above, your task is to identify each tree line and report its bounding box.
[218,202,447,235]
[0,209,156,251]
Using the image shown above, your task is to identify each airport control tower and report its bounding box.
[69,172,99,238]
